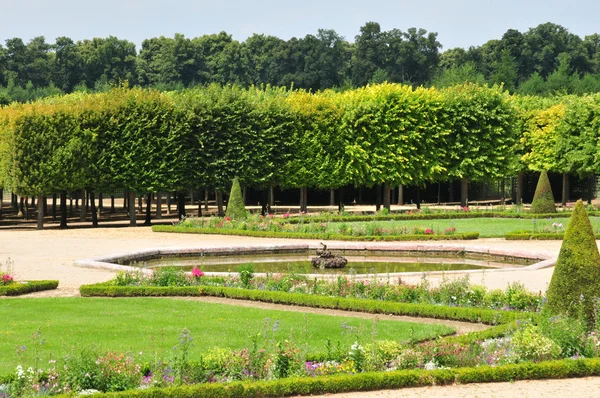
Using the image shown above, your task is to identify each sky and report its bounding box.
[2,0,599,51]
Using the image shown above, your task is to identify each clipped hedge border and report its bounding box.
[79,284,522,325]
[0,280,59,296]
[152,226,480,241]
[283,211,591,224]
[505,232,565,240]
[55,358,600,398]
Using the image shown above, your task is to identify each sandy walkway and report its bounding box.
[2,224,597,397]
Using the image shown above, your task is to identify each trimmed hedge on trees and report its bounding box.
[151,225,480,241]
[0,280,59,296]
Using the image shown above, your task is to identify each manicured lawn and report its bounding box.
[327,217,600,238]
[0,298,454,374]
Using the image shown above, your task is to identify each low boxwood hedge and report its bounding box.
[0,280,59,296]
[151,225,480,241]
[53,358,600,398]
[79,284,525,325]
[284,211,588,224]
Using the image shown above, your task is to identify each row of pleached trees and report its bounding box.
[0,83,599,228]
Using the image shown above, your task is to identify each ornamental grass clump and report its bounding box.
[546,200,600,327]
[225,177,247,220]
[530,170,556,214]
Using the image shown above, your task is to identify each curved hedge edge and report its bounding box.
[0,280,59,296]
[52,358,600,398]
[151,226,480,241]
[78,284,523,325]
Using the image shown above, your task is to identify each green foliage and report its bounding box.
[152,225,479,241]
[0,280,58,296]
[225,177,247,220]
[546,200,600,326]
[531,171,556,213]
[80,283,521,325]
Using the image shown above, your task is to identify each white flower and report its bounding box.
[424,361,437,370]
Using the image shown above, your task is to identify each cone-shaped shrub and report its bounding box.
[546,200,600,326]
[531,170,556,213]
[225,177,247,220]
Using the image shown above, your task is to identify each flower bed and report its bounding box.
[152,225,480,241]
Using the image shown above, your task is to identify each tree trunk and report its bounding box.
[448,181,454,203]
[416,186,421,209]
[166,192,171,215]
[358,187,363,205]
[43,196,48,216]
[60,191,68,228]
[383,183,391,211]
[190,190,194,206]
[197,195,202,217]
[299,187,305,212]
[128,191,137,226]
[144,193,152,225]
[204,189,209,211]
[216,191,224,217]
[52,193,57,221]
[330,189,335,206]
[12,193,18,210]
[303,187,308,212]
[79,189,86,222]
[17,196,23,218]
[36,194,44,229]
[178,192,187,219]
[391,186,396,206]
[516,171,524,205]
[98,193,103,212]
[500,179,506,205]
[460,178,468,208]
[338,187,345,213]
[375,184,381,212]
[269,186,274,207]
[437,182,441,204]
[156,192,162,219]
[110,195,115,213]
[123,190,128,209]
[397,185,404,206]
[588,176,595,205]
[90,191,98,227]
[30,196,35,208]
[561,173,569,206]
[138,195,143,214]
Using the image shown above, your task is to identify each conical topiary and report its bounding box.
[225,177,247,220]
[546,200,600,326]
[531,170,556,214]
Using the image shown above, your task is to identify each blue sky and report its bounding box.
[2,0,598,50]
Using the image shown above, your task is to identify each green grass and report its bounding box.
[0,298,454,374]
[327,217,600,238]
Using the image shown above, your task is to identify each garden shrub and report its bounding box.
[225,177,247,220]
[546,200,600,327]
[0,280,59,296]
[530,170,556,214]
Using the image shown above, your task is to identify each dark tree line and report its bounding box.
[2,22,600,104]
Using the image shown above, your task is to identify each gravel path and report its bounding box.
[2,223,597,397]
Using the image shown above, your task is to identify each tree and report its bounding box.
[530,170,556,213]
[546,200,600,327]
[225,177,247,219]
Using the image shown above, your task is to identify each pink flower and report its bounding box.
[224,216,231,222]
[192,267,204,278]
[424,228,434,235]
[1,274,13,285]
[283,212,290,218]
